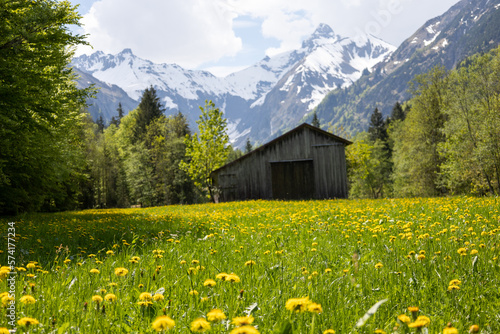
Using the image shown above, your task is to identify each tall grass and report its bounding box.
[0,197,499,333]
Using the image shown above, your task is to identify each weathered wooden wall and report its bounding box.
[212,124,349,202]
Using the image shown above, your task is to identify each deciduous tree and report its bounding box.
[180,100,230,202]
[0,0,92,213]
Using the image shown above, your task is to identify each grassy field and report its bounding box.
[1,197,499,333]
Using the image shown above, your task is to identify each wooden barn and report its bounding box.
[211,123,352,202]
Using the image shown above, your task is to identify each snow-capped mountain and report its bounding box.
[72,23,395,147]
[315,0,500,134]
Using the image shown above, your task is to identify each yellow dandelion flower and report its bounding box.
[207,309,226,322]
[190,318,211,332]
[323,330,336,334]
[92,295,103,304]
[0,269,9,280]
[189,290,199,296]
[26,263,36,270]
[106,250,114,256]
[138,301,153,307]
[285,297,311,313]
[192,260,200,265]
[245,260,256,266]
[105,293,117,302]
[443,326,459,334]
[63,259,71,264]
[180,260,187,265]
[449,279,461,286]
[408,306,419,313]
[375,263,383,269]
[17,317,39,327]
[457,248,467,255]
[1,295,14,307]
[0,327,10,334]
[470,249,478,255]
[325,268,332,274]
[469,325,480,333]
[151,315,175,331]
[232,315,254,326]
[90,269,100,274]
[374,330,386,334]
[139,292,152,301]
[408,316,430,328]
[417,254,426,260]
[204,279,217,287]
[397,314,411,324]
[114,267,128,276]
[109,282,117,287]
[230,325,260,334]
[308,302,323,313]
[447,285,460,291]
[19,295,36,304]
[138,284,144,289]
[226,274,241,283]
[216,272,228,281]
[153,294,164,302]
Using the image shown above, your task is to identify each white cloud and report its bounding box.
[76,0,459,71]
[79,0,242,68]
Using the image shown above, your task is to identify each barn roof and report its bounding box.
[213,123,352,174]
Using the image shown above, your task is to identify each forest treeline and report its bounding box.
[347,46,500,198]
[0,1,243,215]
[2,1,499,215]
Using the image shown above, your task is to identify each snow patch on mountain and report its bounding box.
[72,23,395,148]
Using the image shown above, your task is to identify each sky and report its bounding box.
[68,0,459,77]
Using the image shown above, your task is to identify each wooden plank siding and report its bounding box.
[211,123,351,202]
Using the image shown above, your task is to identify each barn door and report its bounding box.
[271,160,315,200]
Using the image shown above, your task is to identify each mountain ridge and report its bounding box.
[72,23,395,147]
[315,0,500,133]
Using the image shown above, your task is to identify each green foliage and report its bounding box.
[245,138,253,154]
[180,100,230,202]
[0,0,93,214]
[368,108,387,143]
[439,49,500,195]
[80,105,195,209]
[134,86,165,141]
[390,102,406,122]
[347,132,391,199]
[311,111,320,128]
[392,66,448,197]
[144,113,195,204]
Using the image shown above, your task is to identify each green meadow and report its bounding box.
[1,197,499,333]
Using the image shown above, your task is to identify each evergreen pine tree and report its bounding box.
[134,86,164,140]
[110,116,119,127]
[245,138,253,154]
[311,111,321,128]
[117,102,124,120]
[368,108,387,142]
[96,115,105,133]
[391,102,405,122]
